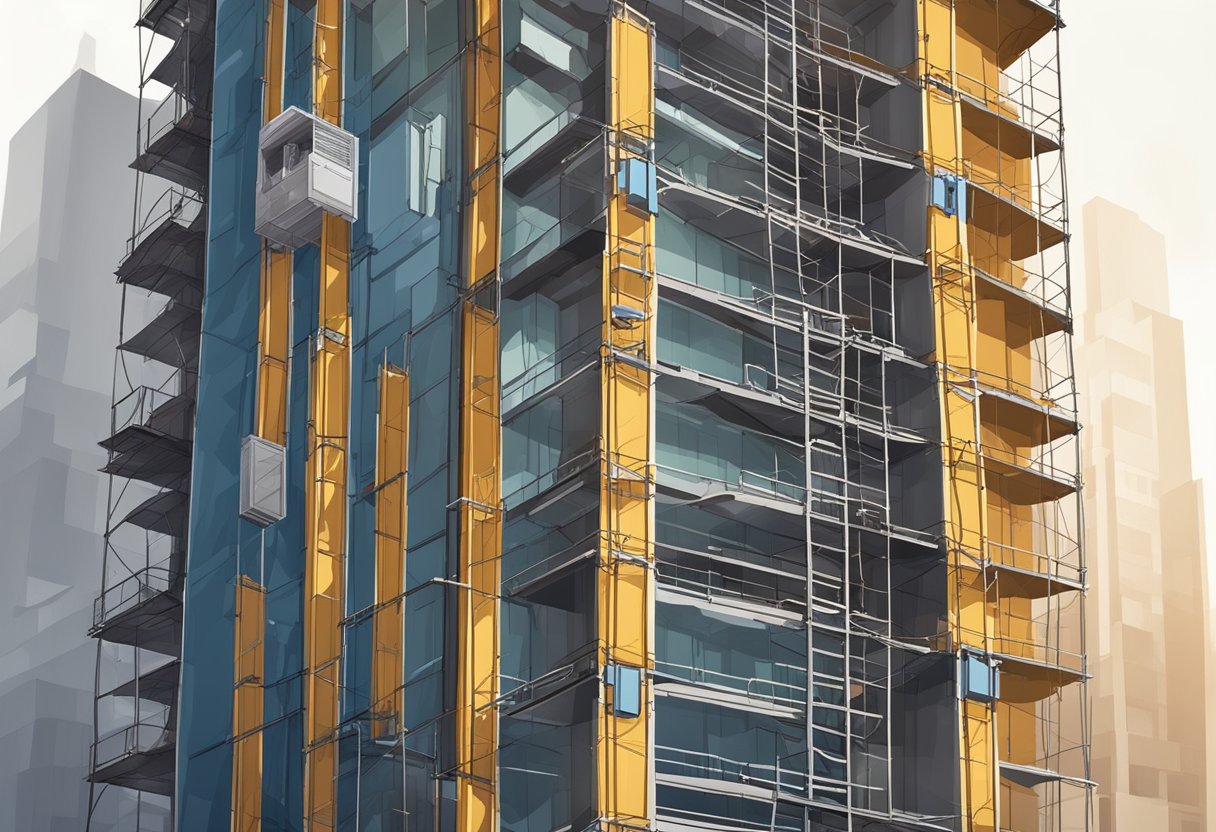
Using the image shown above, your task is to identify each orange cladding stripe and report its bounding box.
[455,0,502,827]
[303,1,350,829]
[371,366,408,739]
[597,10,656,829]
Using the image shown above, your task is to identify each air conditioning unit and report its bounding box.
[255,106,358,249]
[240,435,286,526]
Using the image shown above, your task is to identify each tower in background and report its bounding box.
[0,69,138,832]
[1080,198,1210,832]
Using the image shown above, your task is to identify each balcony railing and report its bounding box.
[126,188,205,259]
[94,718,174,769]
[93,566,174,629]
[142,91,204,154]
[502,327,600,413]
[655,659,807,707]
[111,379,181,438]
[656,463,807,506]
[657,559,806,615]
[656,745,809,795]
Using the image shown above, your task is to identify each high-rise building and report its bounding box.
[92,1,1090,831]
[0,68,142,832]
[1078,198,1210,832]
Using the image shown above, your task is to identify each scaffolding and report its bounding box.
[488,0,1086,829]
[86,1,213,829]
[921,0,1090,830]
[87,0,1087,827]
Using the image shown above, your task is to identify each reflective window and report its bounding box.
[656,600,807,706]
[655,696,808,794]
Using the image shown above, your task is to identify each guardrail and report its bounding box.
[93,566,174,629]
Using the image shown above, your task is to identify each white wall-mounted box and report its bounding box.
[255,106,358,250]
[239,435,286,526]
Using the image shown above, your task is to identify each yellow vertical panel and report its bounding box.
[257,249,292,446]
[372,367,409,738]
[922,0,1068,828]
[920,0,997,828]
[233,576,266,832]
[456,0,502,826]
[961,699,997,832]
[304,214,350,832]
[303,2,350,828]
[263,0,286,118]
[257,0,291,446]
[597,11,655,829]
[456,301,502,832]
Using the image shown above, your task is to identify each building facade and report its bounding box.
[0,68,147,832]
[92,1,1089,831]
[1078,198,1210,832]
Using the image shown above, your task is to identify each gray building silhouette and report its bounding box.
[0,69,139,832]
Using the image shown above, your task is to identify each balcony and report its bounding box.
[148,25,215,106]
[499,678,598,832]
[101,384,194,491]
[503,112,603,196]
[655,298,810,437]
[999,758,1093,792]
[956,0,1057,70]
[502,322,601,417]
[658,169,925,279]
[795,0,919,74]
[90,567,182,656]
[958,86,1059,164]
[132,92,211,193]
[984,540,1083,600]
[90,716,176,797]
[501,137,606,294]
[119,298,201,370]
[979,383,1076,449]
[117,189,206,302]
[990,648,1085,705]
[655,499,808,612]
[965,173,1065,262]
[101,659,182,707]
[648,0,769,109]
[963,259,1071,341]
[138,0,214,39]
[657,465,806,539]
[655,694,809,798]
[981,446,1077,506]
[654,594,807,708]
[120,489,190,538]
[658,361,806,438]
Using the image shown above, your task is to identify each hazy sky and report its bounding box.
[0,0,1211,566]
[1059,1,1216,564]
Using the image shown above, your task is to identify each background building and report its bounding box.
[1079,198,1210,832]
[94,1,1089,831]
[0,68,138,832]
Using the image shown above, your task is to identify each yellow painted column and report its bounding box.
[920,1,997,829]
[456,0,502,826]
[232,575,266,832]
[232,2,289,828]
[303,1,350,829]
[257,0,292,447]
[371,367,409,739]
[598,9,655,829]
